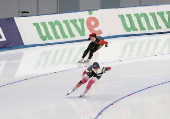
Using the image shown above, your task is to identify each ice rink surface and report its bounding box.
[0,33,170,119]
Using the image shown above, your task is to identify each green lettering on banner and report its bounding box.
[157,11,170,28]
[48,21,68,39]
[134,13,154,31]
[70,19,86,36]
[33,22,53,41]
[118,14,138,32]
[149,12,162,30]
[63,20,75,38]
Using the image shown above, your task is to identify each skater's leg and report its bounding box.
[82,42,95,58]
[72,79,87,91]
[78,42,95,62]
[82,49,90,59]
[66,77,88,96]
[84,78,97,93]
[80,78,97,97]
[88,47,99,60]
[72,74,90,91]
[66,72,90,96]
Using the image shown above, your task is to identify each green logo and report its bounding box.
[118,11,170,32]
[33,11,103,41]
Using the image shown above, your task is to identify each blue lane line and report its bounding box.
[0,53,170,88]
[0,66,85,88]
[94,80,170,119]
[100,53,170,65]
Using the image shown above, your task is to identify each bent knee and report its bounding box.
[88,79,96,85]
[86,79,96,90]
[81,78,88,84]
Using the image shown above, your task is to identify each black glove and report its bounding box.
[96,73,103,79]
[105,44,108,47]
[101,67,111,73]
[101,67,106,73]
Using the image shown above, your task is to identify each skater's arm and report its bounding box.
[97,40,108,45]
[96,73,103,79]
[94,67,111,79]
[101,67,111,73]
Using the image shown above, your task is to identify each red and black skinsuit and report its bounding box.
[78,65,111,91]
[82,34,108,60]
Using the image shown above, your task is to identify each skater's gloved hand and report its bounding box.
[105,67,111,71]
[105,44,108,47]
[102,67,111,73]
[96,73,103,79]
[101,67,106,73]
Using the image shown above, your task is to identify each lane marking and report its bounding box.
[0,53,169,88]
[0,66,86,88]
[94,81,170,119]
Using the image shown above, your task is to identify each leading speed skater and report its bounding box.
[78,33,108,63]
[66,62,111,97]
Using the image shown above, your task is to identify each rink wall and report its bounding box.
[1,4,170,51]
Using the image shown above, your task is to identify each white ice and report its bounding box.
[0,33,170,119]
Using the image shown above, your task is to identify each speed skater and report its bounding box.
[66,62,111,97]
[78,33,108,63]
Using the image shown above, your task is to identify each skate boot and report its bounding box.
[79,93,86,97]
[83,59,90,63]
[66,90,74,96]
[77,58,84,63]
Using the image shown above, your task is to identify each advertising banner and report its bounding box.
[14,11,105,45]
[14,4,170,46]
[99,5,170,35]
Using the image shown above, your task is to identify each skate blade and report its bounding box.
[78,95,85,98]
[66,92,71,96]
[77,60,90,63]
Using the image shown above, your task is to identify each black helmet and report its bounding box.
[92,62,100,68]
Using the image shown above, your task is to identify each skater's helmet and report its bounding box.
[88,33,96,40]
[92,62,100,69]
